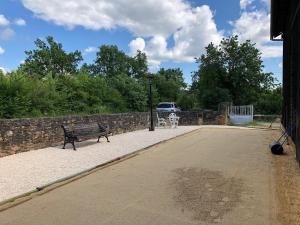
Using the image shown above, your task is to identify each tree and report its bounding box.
[255,87,282,114]
[88,46,148,79]
[154,68,187,103]
[21,36,83,78]
[90,45,130,77]
[0,37,201,118]
[0,72,31,118]
[192,36,275,109]
[90,45,148,79]
[131,50,148,79]
[109,74,148,112]
[191,43,230,109]
[177,91,196,111]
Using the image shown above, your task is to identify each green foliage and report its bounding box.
[131,50,148,79]
[91,45,130,77]
[177,91,196,111]
[0,35,281,118]
[87,45,148,79]
[192,36,277,111]
[0,68,190,118]
[20,36,83,78]
[0,72,31,118]
[200,88,232,110]
[255,87,282,115]
[0,41,154,118]
[109,74,148,112]
[154,68,186,103]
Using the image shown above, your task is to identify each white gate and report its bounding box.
[229,105,254,125]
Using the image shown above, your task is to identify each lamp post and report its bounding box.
[148,74,155,131]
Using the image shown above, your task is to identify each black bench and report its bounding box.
[61,123,111,150]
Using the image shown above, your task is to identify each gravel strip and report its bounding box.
[0,126,201,202]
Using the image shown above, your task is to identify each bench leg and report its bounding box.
[72,142,76,151]
[62,141,66,149]
[105,135,110,142]
[97,136,101,143]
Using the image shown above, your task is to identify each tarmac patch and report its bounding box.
[171,167,244,223]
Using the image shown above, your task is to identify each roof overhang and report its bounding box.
[270,0,289,40]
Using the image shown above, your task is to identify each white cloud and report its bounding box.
[129,5,222,66]
[83,46,97,55]
[0,67,8,74]
[0,28,15,40]
[15,18,26,26]
[231,10,282,58]
[231,11,269,44]
[278,62,282,69]
[129,6,221,66]
[240,0,254,10]
[260,45,282,58]
[240,0,270,11]
[0,46,5,55]
[22,0,222,66]
[22,0,192,37]
[260,0,270,8]
[0,15,9,26]
[128,37,145,53]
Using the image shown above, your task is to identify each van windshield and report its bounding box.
[157,104,172,108]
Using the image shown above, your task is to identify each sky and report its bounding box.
[0,0,282,84]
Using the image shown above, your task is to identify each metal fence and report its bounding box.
[229,105,254,125]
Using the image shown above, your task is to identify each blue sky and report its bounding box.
[0,0,282,84]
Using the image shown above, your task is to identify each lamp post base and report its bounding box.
[149,127,155,131]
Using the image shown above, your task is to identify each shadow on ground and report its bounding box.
[55,139,107,150]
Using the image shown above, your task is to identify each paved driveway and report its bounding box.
[0,128,279,225]
[0,126,200,202]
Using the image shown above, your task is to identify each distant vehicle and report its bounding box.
[156,102,181,112]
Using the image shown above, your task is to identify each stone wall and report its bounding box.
[0,110,227,157]
[0,113,149,157]
[157,111,204,125]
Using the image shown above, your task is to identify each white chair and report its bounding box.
[157,113,167,127]
[168,113,180,128]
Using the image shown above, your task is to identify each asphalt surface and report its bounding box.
[0,126,200,202]
[0,128,279,225]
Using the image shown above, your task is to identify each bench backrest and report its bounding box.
[61,125,74,137]
[61,123,108,137]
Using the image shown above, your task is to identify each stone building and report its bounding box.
[271,0,300,163]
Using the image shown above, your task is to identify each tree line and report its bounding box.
[191,36,282,114]
[0,36,281,119]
